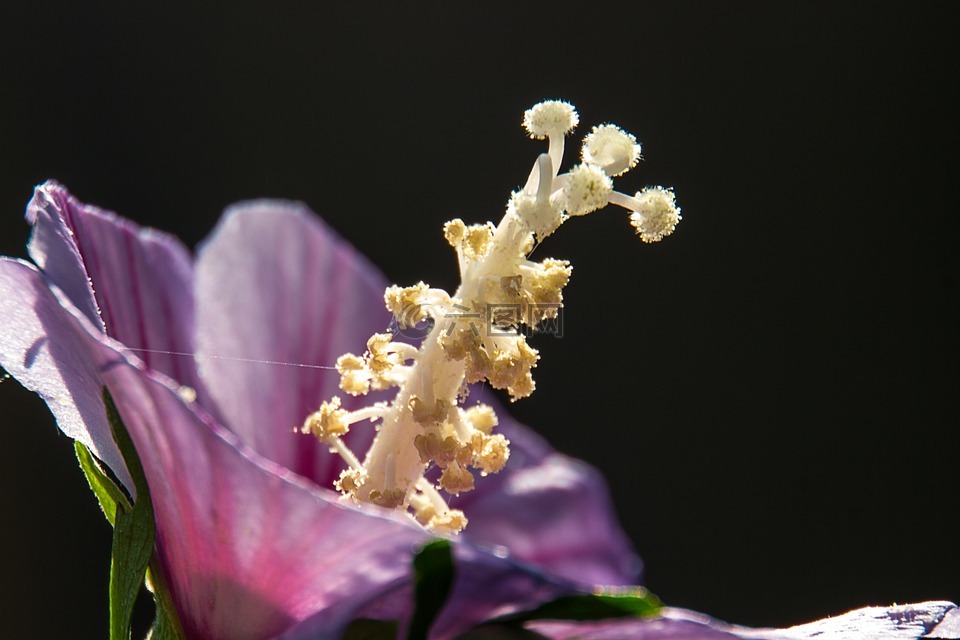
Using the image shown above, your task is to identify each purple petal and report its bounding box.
[432,544,580,639]
[524,609,770,640]
[4,244,431,639]
[524,602,960,640]
[193,199,641,583]
[25,181,102,327]
[26,181,203,393]
[0,257,131,488]
[925,606,960,638]
[282,540,581,640]
[456,409,641,587]
[194,201,392,485]
[777,601,959,639]
[75,315,434,639]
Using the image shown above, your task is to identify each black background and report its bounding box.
[1,2,957,637]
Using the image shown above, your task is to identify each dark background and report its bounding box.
[1,2,957,637]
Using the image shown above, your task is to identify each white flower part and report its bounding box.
[304,100,683,535]
[522,100,579,140]
[628,186,682,243]
[510,191,563,241]
[562,163,613,216]
[582,124,642,177]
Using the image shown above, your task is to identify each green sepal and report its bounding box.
[145,564,184,640]
[103,388,157,640]
[74,389,185,639]
[407,538,456,640]
[343,618,400,640]
[74,440,131,528]
[493,587,662,625]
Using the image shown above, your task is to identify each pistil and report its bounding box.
[300,100,681,534]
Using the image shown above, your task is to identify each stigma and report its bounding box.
[301,101,681,534]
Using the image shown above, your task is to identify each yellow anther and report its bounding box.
[302,101,679,534]
[414,502,438,526]
[464,404,498,435]
[301,397,349,442]
[336,353,370,396]
[462,223,495,260]
[471,432,510,475]
[436,435,463,468]
[486,337,539,400]
[443,219,466,248]
[384,282,430,327]
[427,510,468,534]
[439,463,475,495]
[335,468,365,495]
[367,333,398,374]
[409,395,448,425]
[368,488,406,509]
[413,434,435,464]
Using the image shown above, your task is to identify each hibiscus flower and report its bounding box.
[1,103,955,640]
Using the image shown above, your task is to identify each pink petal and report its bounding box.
[776,601,959,639]
[0,257,131,488]
[281,541,580,640]
[26,181,204,394]
[81,313,433,639]
[194,200,392,485]
[194,201,641,584]
[524,602,960,640]
[456,409,642,587]
[433,544,580,639]
[525,609,768,640]
[25,181,102,327]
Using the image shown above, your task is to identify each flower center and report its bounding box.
[301,100,682,534]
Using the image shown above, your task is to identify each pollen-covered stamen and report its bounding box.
[411,479,470,533]
[301,398,387,443]
[463,403,498,435]
[427,511,469,535]
[470,432,510,476]
[336,353,370,395]
[582,124,642,177]
[306,100,679,535]
[384,283,452,329]
[368,488,407,509]
[444,219,499,279]
[609,187,682,243]
[335,334,417,396]
[300,397,375,490]
[408,395,449,425]
[301,397,349,441]
[366,333,405,375]
[518,258,572,322]
[439,462,475,495]
[335,468,366,495]
[484,334,539,400]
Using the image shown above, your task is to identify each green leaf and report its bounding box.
[145,564,185,640]
[343,618,399,640]
[407,538,456,640]
[75,440,131,527]
[495,587,662,625]
[103,388,157,640]
[76,390,184,639]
